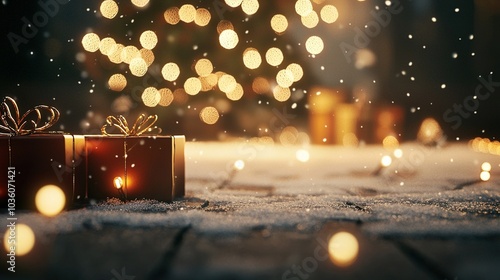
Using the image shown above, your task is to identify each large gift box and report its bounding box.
[0,97,85,210]
[83,115,185,202]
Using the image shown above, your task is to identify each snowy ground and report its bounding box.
[2,141,500,279]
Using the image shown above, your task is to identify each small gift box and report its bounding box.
[0,97,85,210]
[83,115,185,202]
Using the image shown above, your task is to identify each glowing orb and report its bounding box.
[142,87,161,107]
[241,0,259,15]
[480,171,491,182]
[296,149,310,162]
[108,74,127,92]
[306,36,324,55]
[382,135,399,150]
[252,77,271,94]
[218,74,237,93]
[265,47,284,67]
[328,232,359,267]
[381,155,392,167]
[321,5,339,24]
[234,159,245,170]
[481,162,492,172]
[129,57,148,77]
[195,58,214,77]
[295,0,313,17]
[195,8,211,26]
[35,185,66,217]
[225,0,243,8]
[217,20,234,34]
[301,10,319,28]
[131,0,149,8]
[164,7,180,25]
[179,4,196,23]
[140,30,158,50]
[219,29,239,50]
[226,83,244,101]
[120,45,140,64]
[140,48,155,66]
[107,43,124,64]
[286,63,304,82]
[82,33,100,52]
[161,62,180,81]
[276,69,295,88]
[243,48,262,69]
[273,86,291,102]
[200,106,220,125]
[271,14,288,33]
[99,37,116,55]
[4,224,35,256]
[100,0,118,19]
[184,77,202,95]
[158,88,174,107]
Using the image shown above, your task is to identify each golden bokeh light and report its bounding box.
[219,29,239,49]
[161,62,180,81]
[129,57,148,77]
[280,126,299,145]
[217,20,234,34]
[200,73,218,91]
[343,133,359,147]
[4,224,35,256]
[195,8,211,26]
[382,135,399,150]
[480,171,491,182]
[100,0,118,19]
[417,118,443,145]
[225,0,243,8]
[265,47,284,66]
[286,63,304,82]
[381,155,392,167]
[107,43,124,64]
[200,106,220,125]
[195,58,214,77]
[241,0,259,15]
[273,86,291,102]
[179,4,196,23]
[142,87,161,107]
[276,69,294,88]
[482,162,492,172]
[218,74,237,93]
[139,30,158,50]
[321,5,339,24]
[173,88,189,104]
[164,7,180,25]
[82,33,100,52]
[305,36,324,55]
[120,45,140,64]
[271,14,288,34]
[296,149,310,162]
[243,47,262,69]
[328,232,359,267]
[234,159,245,170]
[140,48,155,66]
[252,77,271,94]
[35,185,66,217]
[184,77,202,95]
[158,88,174,107]
[131,0,149,8]
[301,10,319,28]
[295,0,313,17]
[108,74,127,92]
[226,83,244,101]
[99,37,116,55]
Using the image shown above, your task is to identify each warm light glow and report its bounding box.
[82,33,100,52]
[161,62,180,82]
[142,87,161,107]
[225,0,243,8]
[383,135,399,150]
[265,47,284,67]
[131,0,149,8]
[328,232,359,267]
[276,69,294,88]
[218,74,237,93]
[200,106,220,125]
[219,29,239,49]
[35,185,66,217]
[305,36,324,55]
[140,48,155,66]
[4,224,35,256]
[179,4,196,23]
[226,83,244,101]
[129,57,148,77]
[120,45,140,64]
[194,8,211,26]
[252,77,271,94]
[139,30,158,50]
[380,155,392,167]
[113,177,123,189]
[100,0,119,19]
[393,149,403,159]
[273,86,291,102]
[296,149,310,162]
[217,20,234,34]
[295,0,313,17]
[286,63,304,82]
[301,10,319,28]
[184,77,202,95]
[481,162,492,172]
[234,159,245,170]
[480,171,491,182]
[417,118,443,145]
[271,14,288,33]
[241,0,259,15]
[195,58,214,77]
[158,88,174,107]
[321,5,339,23]
[164,7,180,25]
[99,37,116,55]
[107,43,124,64]
[200,74,219,91]
[243,48,262,69]
[108,74,127,92]
[342,133,359,147]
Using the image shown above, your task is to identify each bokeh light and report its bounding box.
[265,47,284,66]
[273,86,291,102]
[381,155,392,167]
[195,8,211,26]
[218,74,237,93]
[243,48,262,69]
[131,0,149,8]
[219,29,239,49]
[200,106,220,124]
[195,58,214,77]
[271,14,288,34]
[129,57,148,77]
[301,11,319,28]
[241,0,259,15]
[139,30,158,50]
[226,83,244,101]
[164,7,180,25]
[179,4,196,23]
[328,232,359,267]
[99,37,116,55]
[158,88,174,107]
[161,62,180,81]
[295,0,313,17]
[4,224,35,256]
[276,69,294,88]
[184,77,202,95]
[82,33,100,52]
[142,87,161,107]
[107,74,127,92]
[35,185,66,217]
[100,0,119,19]
[321,5,339,23]
[305,36,324,55]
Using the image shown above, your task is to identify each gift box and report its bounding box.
[0,97,85,210]
[83,115,185,202]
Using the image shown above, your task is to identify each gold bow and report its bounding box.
[0,96,60,136]
[101,114,162,136]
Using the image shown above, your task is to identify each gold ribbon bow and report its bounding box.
[101,114,162,136]
[0,96,60,136]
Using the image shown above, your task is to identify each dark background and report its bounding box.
[0,0,499,142]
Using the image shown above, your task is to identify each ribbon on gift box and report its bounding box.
[0,96,60,136]
[101,114,162,136]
